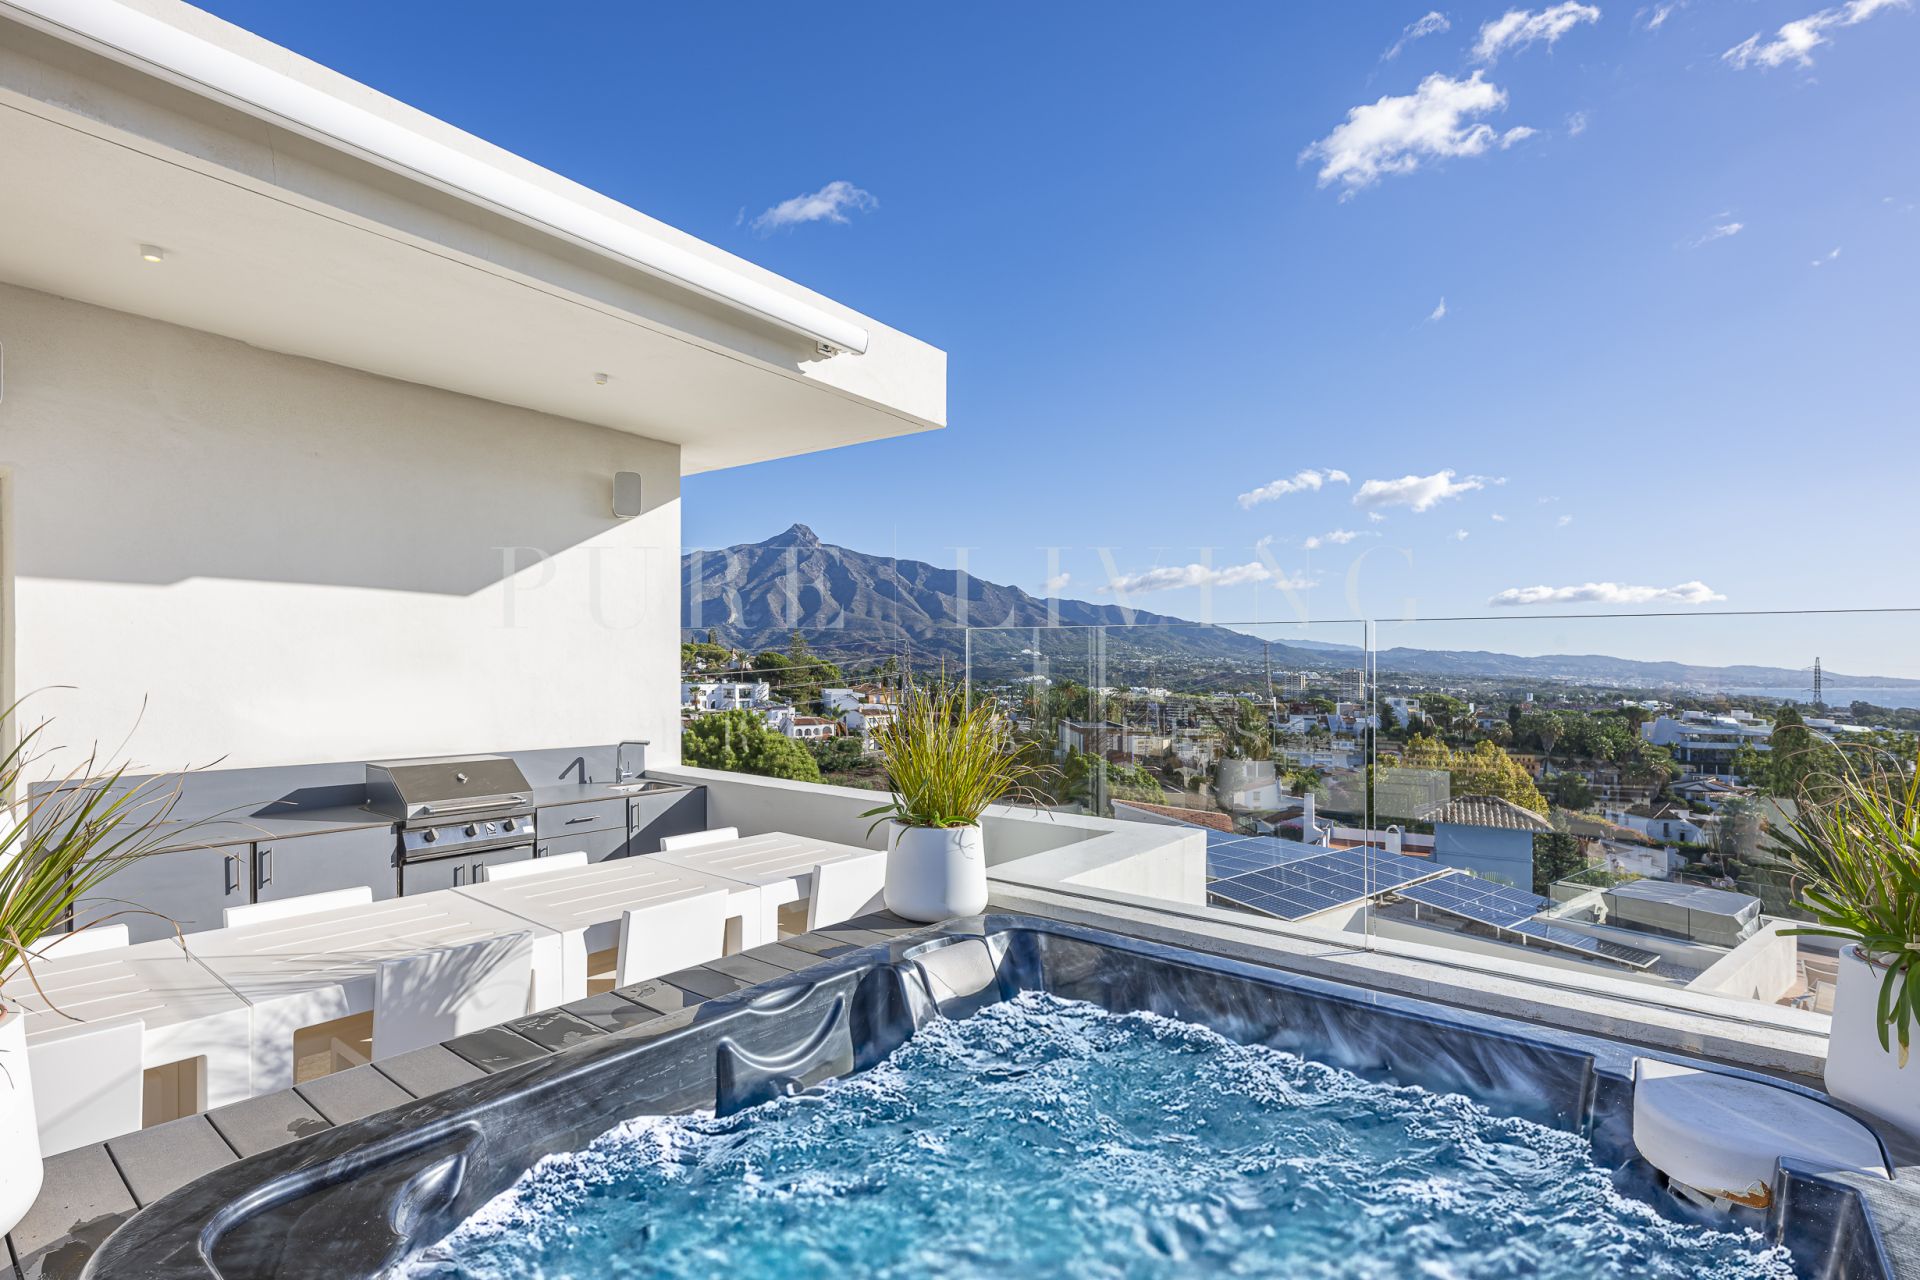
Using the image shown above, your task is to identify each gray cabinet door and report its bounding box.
[254,826,398,904]
[538,798,628,837]
[401,844,535,895]
[537,826,629,863]
[79,842,251,943]
[628,789,707,855]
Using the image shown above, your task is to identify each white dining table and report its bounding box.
[183,893,565,1093]
[648,831,878,941]
[452,856,764,1002]
[0,936,252,1154]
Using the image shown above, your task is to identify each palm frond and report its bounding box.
[1772,748,1920,1056]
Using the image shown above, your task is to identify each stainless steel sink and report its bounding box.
[606,780,683,795]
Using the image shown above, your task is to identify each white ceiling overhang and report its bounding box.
[0,0,947,474]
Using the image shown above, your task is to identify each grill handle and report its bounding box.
[417,795,528,818]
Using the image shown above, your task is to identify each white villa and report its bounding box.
[0,3,1911,1275]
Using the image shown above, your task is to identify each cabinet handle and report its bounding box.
[224,854,241,895]
[565,816,594,825]
[258,847,273,888]
[453,864,466,886]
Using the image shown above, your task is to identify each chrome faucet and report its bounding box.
[615,740,649,781]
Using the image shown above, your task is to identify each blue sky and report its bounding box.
[201,1,1919,673]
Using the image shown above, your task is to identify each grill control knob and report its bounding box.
[464,824,478,837]
[422,829,438,843]
[503,818,517,831]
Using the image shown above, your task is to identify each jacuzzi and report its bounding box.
[80,916,1917,1278]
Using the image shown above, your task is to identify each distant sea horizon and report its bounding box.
[1724,687,1920,713]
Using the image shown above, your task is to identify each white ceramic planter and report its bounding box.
[1824,946,1920,1138]
[883,822,988,922]
[0,1003,44,1238]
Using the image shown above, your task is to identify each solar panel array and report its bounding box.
[1208,846,1448,921]
[1396,876,1549,929]
[1512,921,1662,969]
[1397,876,1662,970]
[1204,831,1325,880]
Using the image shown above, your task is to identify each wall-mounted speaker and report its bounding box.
[612,471,643,519]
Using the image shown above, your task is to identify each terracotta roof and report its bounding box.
[1115,800,1234,832]
[1425,795,1553,832]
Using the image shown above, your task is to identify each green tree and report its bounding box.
[807,734,869,776]
[681,709,822,783]
[1404,735,1549,815]
[1544,771,1595,812]
[1420,693,1468,740]
[1532,831,1587,894]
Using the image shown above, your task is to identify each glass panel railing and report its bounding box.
[678,623,925,792]
[1367,608,1920,1020]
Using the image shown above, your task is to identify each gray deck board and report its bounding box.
[294,1064,413,1126]
[204,1091,332,1158]
[560,989,670,1034]
[701,952,791,986]
[442,1026,551,1073]
[660,965,746,1000]
[5,1145,136,1280]
[372,1043,488,1097]
[103,1115,239,1207]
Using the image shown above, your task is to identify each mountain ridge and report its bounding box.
[682,526,1917,691]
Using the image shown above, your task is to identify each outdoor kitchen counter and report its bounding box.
[86,779,694,853]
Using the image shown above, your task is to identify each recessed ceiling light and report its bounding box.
[592,372,610,386]
[139,244,167,263]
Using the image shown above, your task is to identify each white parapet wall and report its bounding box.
[650,767,1207,906]
[1685,918,1801,1004]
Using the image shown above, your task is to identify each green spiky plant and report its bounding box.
[2,706,189,1003]
[1771,750,1920,1065]
[862,681,1048,835]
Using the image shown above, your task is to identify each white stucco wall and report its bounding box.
[0,283,682,773]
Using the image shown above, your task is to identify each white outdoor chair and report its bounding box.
[806,851,887,931]
[658,826,738,853]
[615,889,730,987]
[479,851,587,882]
[223,886,373,929]
[371,931,534,1061]
[33,1019,145,1155]
[46,923,132,956]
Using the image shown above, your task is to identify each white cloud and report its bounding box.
[1557,514,1575,527]
[1237,468,1351,509]
[1385,10,1452,58]
[1104,562,1306,595]
[1642,1,1683,29]
[1301,72,1535,196]
[1353,468,1486,513]
[1687,220,1744,248]
[1724,0,1908,69]
[1491,513,1508,522]
[1303,529,1364,550]
[1452,529,1471,541]
[1428,296,1448,322]
[1367,512,1387,523]
[751,181,877,232]
[1566,109,1591,135]
[1041,572,1072,595]
[1811,247,1842,266]
[1489,581,1727,606]
[1474,3,1603,62]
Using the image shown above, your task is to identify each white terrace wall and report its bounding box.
[0,284,682,774]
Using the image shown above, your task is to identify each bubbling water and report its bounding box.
[401,992,1796,1280]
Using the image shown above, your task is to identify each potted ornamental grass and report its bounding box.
[863,681,1045,922]
[2,709,182,1236]
[1772,751,1920,1136]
